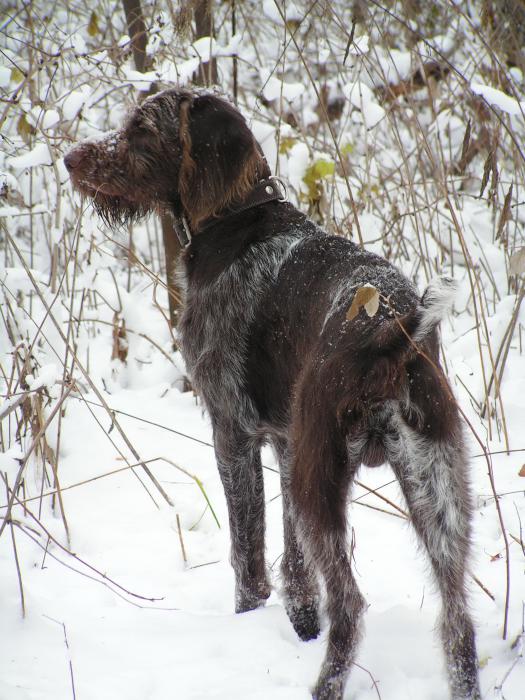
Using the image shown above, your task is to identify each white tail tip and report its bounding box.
[413,277,457,342]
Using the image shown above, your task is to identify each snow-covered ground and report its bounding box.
[1,353,523,699]
[1,1,525,698]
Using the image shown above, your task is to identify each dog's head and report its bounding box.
[64,89,269,229]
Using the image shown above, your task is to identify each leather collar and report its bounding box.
[174,177,287,249]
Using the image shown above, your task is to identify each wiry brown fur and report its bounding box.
[177,94,267,228]
[65,89,481,700]
[64,89,267,231]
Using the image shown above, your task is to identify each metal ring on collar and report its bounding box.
[268,175,288,203]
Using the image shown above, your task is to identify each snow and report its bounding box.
[426,33,455,56]
[2,393,522,699]
[191,36,221,62]
[371,48,413,86]
[1,2,525,699]
[471,83,525,117]
[1,267,49,293]
[262,0,303,25]
[41,109,60,129]
[121,66,159,92]
[286,142,310,193]
[157,36,242,85]
[61,89,89,121]
[0,448,24,481]
[65,31,87,56]
[0,65,11,88]
[25,364,59,391]
[8,143,53,169]
[191,35,242,63]
[348,35,370,56]
[344,81,385,129]
[262,74,305,104]
[0,171,18,193]
[25,107,61,130]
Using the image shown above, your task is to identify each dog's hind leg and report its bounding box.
[273,436,321,641]
[291,374,365,700]
[387,364,480,699]
[293,453,364,700]
[309,520,364,700]
[214,424,271,613]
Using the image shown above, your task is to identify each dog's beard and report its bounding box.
[91,192,152,227]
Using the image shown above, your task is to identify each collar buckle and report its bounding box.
[268,175,288,202]
[174,215,192,249]
[186,176,290,237]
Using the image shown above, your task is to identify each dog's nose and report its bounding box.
[63,150,82,171]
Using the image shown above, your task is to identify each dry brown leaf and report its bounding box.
[111,312,128,363]
[459,119,471,168]
[518,464,525,477]
[509,248,525,276]
[496,183,512,243]
[17,113,34,143]
[346,285,380,321]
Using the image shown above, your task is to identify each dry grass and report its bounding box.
[1,0,524,645]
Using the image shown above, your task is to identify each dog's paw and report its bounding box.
[235,580,271,613]
[312,677,344,700]
[286,600,321,641]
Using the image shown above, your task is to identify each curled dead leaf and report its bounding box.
[346,285,380,321]
[518,464,525,477]
[509,248,525,276]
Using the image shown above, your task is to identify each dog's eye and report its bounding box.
[125,116,155,148]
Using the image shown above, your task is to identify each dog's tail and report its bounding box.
[358,276,456,356]
[412,276,457,343]
[355,276,456,410]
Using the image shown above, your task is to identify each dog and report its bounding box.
[65,88,480,699]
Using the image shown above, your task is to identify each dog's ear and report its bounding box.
[178,94,270,229]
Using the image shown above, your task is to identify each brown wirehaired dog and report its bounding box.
[65,88,480,700]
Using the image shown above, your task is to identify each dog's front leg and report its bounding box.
[214,425,271,613]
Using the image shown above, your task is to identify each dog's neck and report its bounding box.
[173,177,287,248]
